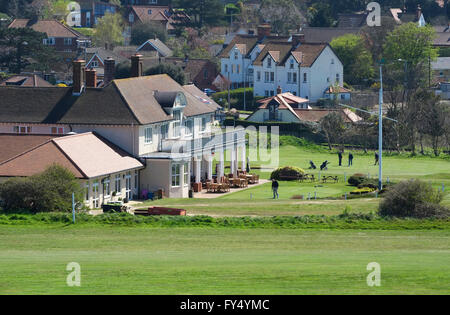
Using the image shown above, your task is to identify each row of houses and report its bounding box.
[0,55,246,208]
[219,25,345,102]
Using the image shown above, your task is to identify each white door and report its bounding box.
[125,172,132,200]
[92,180,99,208]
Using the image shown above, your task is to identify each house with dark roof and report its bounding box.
[0,55,245,200]
[252,35,344,102]
[126,5,189,32]
[136,38,173,57]
[8,19,87,52]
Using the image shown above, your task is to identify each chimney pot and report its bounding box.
[257,23,272,41]
[131,54,144,78]
[72,59,86,95]
[104,57,115,85]
[277,86,282,95]
[85,68,97,88]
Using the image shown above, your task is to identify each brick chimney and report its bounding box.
[131,54,143,78]
[277,86,282,95]
[104,57,115,85]
[72,59,85,95]
[85,68,97,88]
[292,34,305,47]
[257,23,272,41]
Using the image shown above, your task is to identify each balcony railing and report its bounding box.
[160,128,246,155]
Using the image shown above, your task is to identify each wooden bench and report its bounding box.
[322,176,339,183]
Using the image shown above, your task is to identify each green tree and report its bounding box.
[0,27,54,73]
[130,22,167,45]
[93,12,124,48]
[307,3,335,27]
[259,0,303,35]
[144,63,186,85]
[173,0,225,28]
[331,34,375,86]
[0,164,83,213]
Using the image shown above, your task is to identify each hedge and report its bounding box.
[211,88,263,111]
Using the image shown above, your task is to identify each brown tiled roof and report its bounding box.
[325,86,352,94]
[294,43,328,67]
[0,132,143,179]
[9,19,84,38]
[0,134,60,163]
[337,13,368,28]
[0,74,53,87]
[293,109,362,123]
[130,6,188,30]
[219,34,289,58]
[253,42,294,66]
[257,92,309,109]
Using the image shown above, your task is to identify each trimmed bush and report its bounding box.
[350,187,376,195]
[379,179,449,218]
[270,166,305,180]
[348,173,366,186]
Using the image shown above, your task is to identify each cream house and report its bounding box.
[0,56,246,203]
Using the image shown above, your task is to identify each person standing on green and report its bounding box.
[272,179,279,199]
[348,152,354,166]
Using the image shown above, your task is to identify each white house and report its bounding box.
[252,36,344,102]
[219,24,289,89]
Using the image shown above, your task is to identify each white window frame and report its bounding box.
[103,177,111,197]
[14,126,32,134]
[144,127,153,144]
[115,175,121,195]
[183,162,189,187]
[64,38,72,46]
[92,180,99,208]
[171,164,181,187]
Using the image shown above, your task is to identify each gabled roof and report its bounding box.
[257,92,309,109]
[0,132,143,179]
[219,34,289,59]
[0,74,217,126]
[9,19,84,38]
[0,134,61,163]
[253,42,295,66]
[253,42,328,68]
[130,6,188,30]
[85,47,128,67]
[0,74,53,87]
[136,38,173,57]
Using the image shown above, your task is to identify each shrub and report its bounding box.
[270,166,305,180]
[0,165,83,213]
[350,187,376,195]
[357,178,379,189]
[348,173,366,186]
[379,179,449,218]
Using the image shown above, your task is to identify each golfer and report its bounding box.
[272,179,279,199]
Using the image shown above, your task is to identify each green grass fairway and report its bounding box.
[0,226,449,294]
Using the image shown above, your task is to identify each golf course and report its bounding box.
[0,143,449,294]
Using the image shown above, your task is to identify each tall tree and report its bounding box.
[0,27,55,73]
[259,0,303,34]
[307,3,335,27]
[320,112,347,150]
[93,12,125,48]
[330,34,374,86]
[173,0,224,29]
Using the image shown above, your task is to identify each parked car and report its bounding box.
[203,88,216,96]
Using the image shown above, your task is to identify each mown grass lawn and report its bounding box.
[0,226,449,295]
[148,145,450,215]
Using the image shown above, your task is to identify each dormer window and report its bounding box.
[267,58,272,68]
[290,59,294,69]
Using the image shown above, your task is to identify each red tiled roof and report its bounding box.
[293,109,362,123]
[0,134,60,163]
[0,74,53,87]
[9,19,83,38]
[0,132,144,179]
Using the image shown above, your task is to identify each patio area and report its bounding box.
[193,178,270,199]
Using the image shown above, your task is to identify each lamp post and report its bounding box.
[378,60,384,191]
